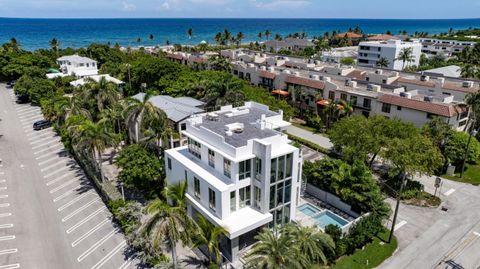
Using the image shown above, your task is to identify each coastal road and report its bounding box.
[0,84,136,269]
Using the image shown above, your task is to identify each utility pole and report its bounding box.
[389,172,407,243]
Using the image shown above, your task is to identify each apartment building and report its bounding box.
[419,38,476,57]
[264,37,314,52]
[357,40,422,70]
[164,102,302,262]
[49,55,99,78]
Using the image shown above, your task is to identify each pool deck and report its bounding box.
[295,196,357,230]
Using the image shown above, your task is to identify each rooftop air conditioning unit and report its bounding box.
[283,70,291,74]
[367,84,374,91]
[424,96,434,102]
[293,71,300,76]
[420,75,430,82]
[345,79,351,86]
[375,69,383,75]
[311,74,320,80]
[260,66,267,71]
[463,81,474,88]
[400,92,412,99]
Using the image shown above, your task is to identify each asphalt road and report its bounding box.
[0,84,136,269]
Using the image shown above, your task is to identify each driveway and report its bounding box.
[285,125,333,150]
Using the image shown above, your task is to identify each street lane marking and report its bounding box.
[0,249,18,256]
[33,144,63,155]
[43,165,72,178]
[0,203,10,208]
[50,178,79,194]
[394,220,407,231]
[0,172,4,175]
[47,172,75,186]
[0,224,13,229]
[31,139,60,150]
[444,189,456,196]
[58,191,93,212]
[53,185,85,202]
[77,228,119,262]
[0,264,20,269]
[0,213,12,218]
[118,258,134,269]
[62,198,100,222]
[70,218,108,245]
[40,159,69,172]
[0,235,15,241]
[91,240,127,269]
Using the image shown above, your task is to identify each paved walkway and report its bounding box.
[285,125,333,150]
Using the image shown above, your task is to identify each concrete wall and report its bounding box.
[305,183,360,218]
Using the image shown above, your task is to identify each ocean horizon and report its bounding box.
[1,17,480,51]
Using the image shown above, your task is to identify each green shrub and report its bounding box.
[345,214,383,254]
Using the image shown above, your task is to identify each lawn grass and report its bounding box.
[442,163,480,185]
[330,229,397,269]
[291,122,318,133]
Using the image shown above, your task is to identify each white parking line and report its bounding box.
[118,258,134,269]
[58,191,93,212]
[394,220,408,231]
[16,107,37,113]
[0,263,20,269]
[0,235,15,241]
[30,135,57,145]
[0,213,12,218]
[67,208,107,235]
[31,139,60,150]
[0,187,6,191]
[26,128,51,137]
[91,240,127,269]
[0,224,13,229]
[40,159,69,172]
[444,188,456,196]
[47,172,76,186]
[34,143,63,155]
[18,111,39,118]
[0,249,18,256]
[50,178,79,194]
[43,165,72,178]
[77,228,119,262]
[0,203,10,208]
[0,180,5,183]
[53,185,85,203]
[70,217,108,244]
[0,194,8,198]
[20,114,42,121]
[36,150,64,160]
[38,156,61,166]
[62,198,100,222]
[29,131,54,141]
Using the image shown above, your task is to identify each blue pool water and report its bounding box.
[313,211,348,229]
[298,203,320,216]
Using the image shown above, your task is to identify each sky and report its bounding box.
[0,0,479,19]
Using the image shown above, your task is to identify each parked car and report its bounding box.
[6,81,15,88]
[15,95,28,104]
[33,120,52,130]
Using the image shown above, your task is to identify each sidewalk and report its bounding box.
[285,125,333,149]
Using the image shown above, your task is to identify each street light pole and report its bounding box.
[460,129,478,178]
[120,182,125,201]
[389,172,407,243]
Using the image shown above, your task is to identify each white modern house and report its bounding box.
[357,40,422,70]
[47,55,99,79]
[69,74,124,87]
[164,102,302,263]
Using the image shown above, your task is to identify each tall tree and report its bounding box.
[49,38,60,55]
[377,57,390,68]
[396,47,414,70]
[284,224,334,266]
[192,215,228,265]
[83,76,121,113]
[187,28,193,40]
[265,30,271,41]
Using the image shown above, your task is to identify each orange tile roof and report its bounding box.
[285,76,325,90]
[271,89,289,96]
[368,34,396,41]
[316,99,330,106]
[335,32,363,39]
[442,82,479,94]
[259,71,276,80]
[346,70,367,80]
[378,94,459,117]
[191,57,206,64]
[166,53,184,60]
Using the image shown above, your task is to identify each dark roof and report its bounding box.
[166,53,184,60]
[285,76,325,90]
[346,70,367,80]
[378,94,459,117]
[259,71,276,79]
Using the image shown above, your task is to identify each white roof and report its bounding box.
[73,69,99,77]
[70,74,124,87]
[57,55,97,64]
[46,73,68,79]
[423,65,461,78]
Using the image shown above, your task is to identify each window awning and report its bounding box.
[316,99,330,106]
[272,89,289,96]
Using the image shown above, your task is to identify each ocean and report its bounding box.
[1,18,479,51]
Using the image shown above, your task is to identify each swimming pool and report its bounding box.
[298,203,321,216]
[313,211,348,229]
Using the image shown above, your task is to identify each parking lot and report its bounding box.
[0,85,136,269]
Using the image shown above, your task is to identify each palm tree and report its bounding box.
[149,34,154,41]
[142,197,192,269]
[236,32,245,47]
[125,91,169,143]
[339,100,354,117]
[244,227,308,269]
[192,215,228,265]
[258,32,263,41]
[324,101,340,129]
[83,77,121,113]
[70,119,116,181]
[214,32,223,45]
[57,95,91,124]
[377,57,390,68]
[396,47,414,70]
[187,28,193,40]
[464,92,480,132]
[274,33,282,41]
[136,37,141,43]
[284,224,334,266]
[265,30,271,41]
[223,29,232,45]
[50,38,60,55]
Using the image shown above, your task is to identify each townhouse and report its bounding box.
[164,102,302,262]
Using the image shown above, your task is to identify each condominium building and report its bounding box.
[357,40,422,70]
[164,102,302,262]
[419,38,476,57]
[264,37,314,52]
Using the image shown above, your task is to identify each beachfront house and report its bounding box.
[47,55,99,79]
[164,102,302,263]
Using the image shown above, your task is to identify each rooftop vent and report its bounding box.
[206,112,219,121]
[424,96,434,102]
[463,81,474,88]
[400,92,412,99]
[420,75,430,82]
[375,69,383,75]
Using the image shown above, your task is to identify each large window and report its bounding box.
[239,186,251,208]
[223,158,231,178]
[255,158,262,181]
[328,91,335,100]
[230,191,236,212]
[350,96,357,106]
[194,177,201,199]
[167,158,172,170]
[188,138,201,159]
[381,103,391,113]
[254,186,261,209]
[286,154,292,178]
[208,188,216,211]
[269,154,294,226]
[239,159,252,180]
[270,159,277,183]
[208,149,215,168]
[363,98,372,109]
